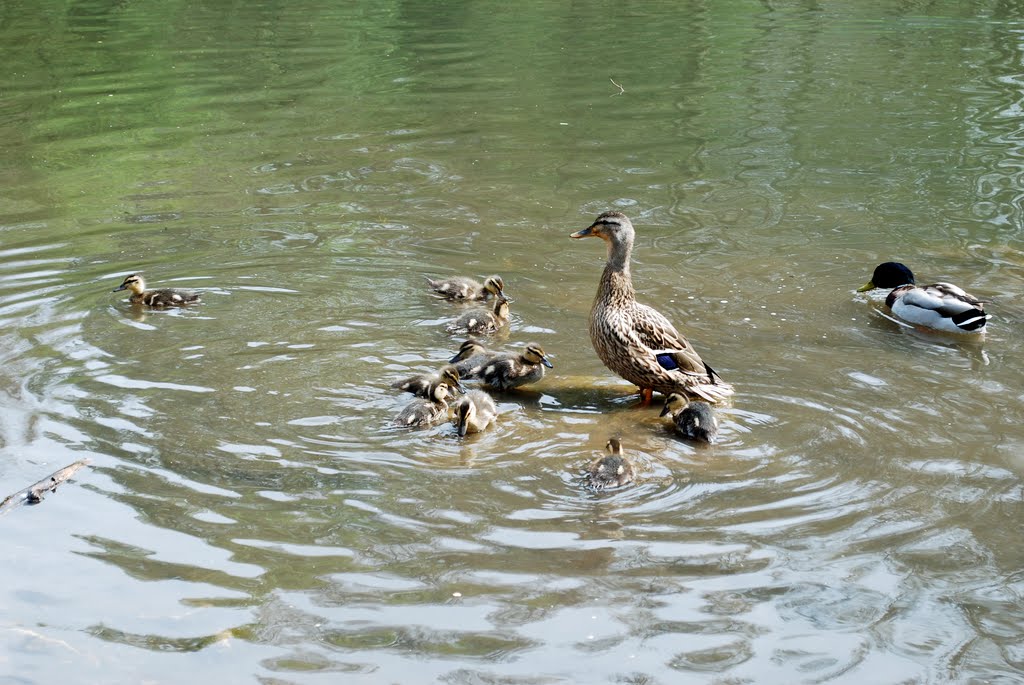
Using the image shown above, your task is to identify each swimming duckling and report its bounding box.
[112,273,200,307]
[452,389,499,436]
[391,365,467,398]
[445,296,510,335]
[660,393,719,444]
[448,339,495,378]
[857,261,991,334]
[585,437,635,490]
[426,274,505,301]
[472,343,553,391]
[393,379,451,428]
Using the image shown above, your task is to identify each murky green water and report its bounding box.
[3,1,1024,682]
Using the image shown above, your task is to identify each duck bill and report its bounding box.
[570,225,595,239]
[455,382,468,394]
[457,420,469,437]
[658,404,671,417]
[448,352,463,363]
[113,284,127,292]
[856,280,875,292]
[541,357,553,369]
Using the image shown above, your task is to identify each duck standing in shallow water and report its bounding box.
[393,379,451,428]
[467,343,553,391]
[391,365,467,398]
[446,296,510,336]
[451,389,499,436]
[426,274,505,302]
[585,437,635,490]
[113,273,200,307]
[661,393,719,444]
[570,211,733,404]
[857,261,991,334]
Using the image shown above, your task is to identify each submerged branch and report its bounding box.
[0,459,91,517]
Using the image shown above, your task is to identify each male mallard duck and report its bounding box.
[660,393,719,444]
[391,365,467,398]
[857,261,991,334]
[445,296,510,335]
[585,437,635,490]
[113,273,200,307]
[426,274,506,301]
[570,211,733,404]
[469,343,553,391]
[452,389,499,436]
[393,379,451,427]
[448,339,495,378]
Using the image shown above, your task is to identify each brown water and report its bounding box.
[3,1,1024,683]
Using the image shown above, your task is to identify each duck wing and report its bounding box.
[631,302,712,378]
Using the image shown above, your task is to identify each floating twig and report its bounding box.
[0,459,91,516]
[610,77,625,96]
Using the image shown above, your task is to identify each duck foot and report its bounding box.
[637,387,654,407]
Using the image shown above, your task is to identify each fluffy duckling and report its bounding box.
[472,343,553,391]
[113,273,200,307]
[857,261,991,334]
[445,296,510,335]
[660,393,719,444]
[452,389,499,436]
[585,437,635,490]
[426,274,505,301]
[393,380,451,428]
[391,365,467,398]
[448,339,495,378]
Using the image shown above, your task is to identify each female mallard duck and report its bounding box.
[391,365,467,398]
[660,393,719,444]
[393,379,451,427]
[426,274,505,301]
[448,339,495,378]
[570,211,732,404]
[452,389,499,436]
[585,437,635,490]
[445,296,510,335]
[857,261,991,334]
[468,343,553,391]
[113,273,200,307]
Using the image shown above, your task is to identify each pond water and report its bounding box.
[3,1,1024,682]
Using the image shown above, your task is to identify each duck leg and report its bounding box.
[638,387,654,407]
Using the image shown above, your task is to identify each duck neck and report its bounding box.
[599,235,635,301]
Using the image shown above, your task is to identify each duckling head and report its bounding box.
[113,273,146,295]
[453,396,477,437]
[483,275,505,299]
[450,339,486,364]
[858,262,915,292]
[429,380,450,404]
[605,436,623,455]
[523,343,553,368]
[659,393,687,417]
[439,365,467,394]
[493,296,510,321]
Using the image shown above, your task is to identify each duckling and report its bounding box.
[112,273,200,307]
[660,393,719,444]
[452,389,499,436]
[445,296,510,335]
[393,379,451,428]
[472,343,553,391]
[448,339,495,378]
[391,365,467,398]
[426,274,505,301]
[585,437,635,490]
[857,261,991,334]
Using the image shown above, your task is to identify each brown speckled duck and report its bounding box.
[391,365,467,398]
[585,437,635,490]
[570,211,732,404]
[113,273,200,307]
[446,296,509,336]
[426,274,505,301]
